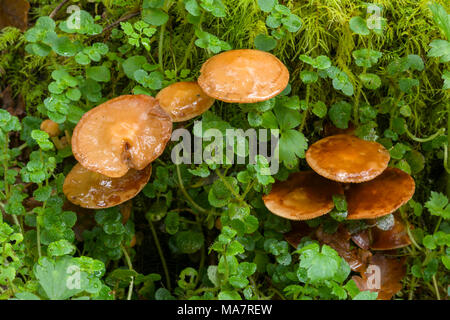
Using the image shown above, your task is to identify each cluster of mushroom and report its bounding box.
[263,134,415,248]
[62,49,290,209]
[263,134,415,299]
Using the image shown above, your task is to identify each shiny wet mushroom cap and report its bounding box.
[346,168,415,220]
[306,134,390,183]
[370,213,411,250]
[63,163,152,209]
[156,81,215,122]
[197,49,289,103]
[262,171,344,220]
[72,95,172,178]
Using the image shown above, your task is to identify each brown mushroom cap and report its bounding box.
[72,95,172,178]
[40,119,60,137]
[156,81,215,122]
[63,163,152,209]
[262,171,344,220]
[306,134,390,183]
[346,168,415,220]
[197,49,289,103]
[370,212,411,250]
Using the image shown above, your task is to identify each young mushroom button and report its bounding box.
[197,49,289,103]
[156,81,215,122]
[63,163,152,209]
[345,168,415,220]
[40,119,60,137]
[262,171,344,220]
[306,134,390,183]
[72,95,172,178]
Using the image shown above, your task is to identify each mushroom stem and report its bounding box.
[50,136,64,150]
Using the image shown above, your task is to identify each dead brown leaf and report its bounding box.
[352,253,406,300]
[0,0,30,31]
[316,225,372,272]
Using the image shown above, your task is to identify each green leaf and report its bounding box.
[428,39,450,63]
[281,14,302,33]
[328,101,352,129]
[443,70,450,90]
[398,78,419,94]
[300,70,318,84]
[143,0,165,8]
[86,66,110,82]
[142,8,169,26]
[352,49,382,68]
[75,52,90,65]
[428,3,450,40]
[200,0,227,18]
[254,34,277,51]
[359,73,381,90]
[274,105,301,130]
[279,129,308,167]
[299,244,340,283]
[406,54,424,71]
[218,290,241,300]
[312,101,327,118]
[47,239,76,257]
[34,257,83,300]
[353,291,378,300]
[51,36,78,57]
[59,10,102,35]
[165,212,179,235]
[257,0,276,12]
[349,16,370,35]
[122,55,147,80]
[425,192,450,219]
[185,0,201,16]
[174,231,204,253]
[33,185,52,202]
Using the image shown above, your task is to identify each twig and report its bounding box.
[49,0,70,19]
[102,11,141,33]
[120,244,134,300]
[176,164,207,214]
[147,217,171,291]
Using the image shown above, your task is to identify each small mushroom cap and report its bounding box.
[156,81,215,122]
[198,49,289,103]
[72,95,172,178]
[370,213,411,250]
[40,119,60,137]
[306,134,390,183]
[262,171,344,220]
[63,163,152,209]
[346,168,415,220]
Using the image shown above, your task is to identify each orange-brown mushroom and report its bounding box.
[262,171,344,220]
[63,163,152,209]
[370,212,411,250]
[40,119,60,137]
[346,168,415,220]
[72,95,172,178]
[306,134,390,183]
[156,81,215,122]
[198,49,289,103]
